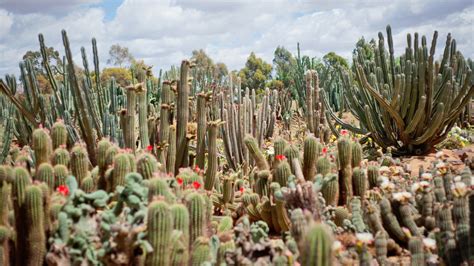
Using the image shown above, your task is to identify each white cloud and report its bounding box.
[0,0,473,77]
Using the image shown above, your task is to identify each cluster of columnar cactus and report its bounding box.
[0,26,473,265]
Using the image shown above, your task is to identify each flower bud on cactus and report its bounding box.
[274,160,291,187]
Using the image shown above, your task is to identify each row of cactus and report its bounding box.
[325,25,474,155]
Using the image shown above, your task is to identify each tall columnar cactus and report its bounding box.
[53,164,68,188]
[317,156,331,176]
[195,92,208,169]
[337,137,352,206]
[96,138,112,189]
[111,153,131,189]
[379,197,408,243]
[137,153,158,180]
[274,160,291,187]
[244,136,269,171]
[321,174,339,206]
[12,167,31,265]
[24,185,46,266]
[303,135,321,181]
[0,225,10,265]
[35,163,55,190]
[352,167,367,200]
[124,85,137,150]
[167,125,177,175]
[191,236,211,266]
[171,204,190,245]
[146,200,173,266]
[351,142,363,167]
[32,127,52,167]
[50,121,68,149]
[367,165,379,189]
[325,25,474,155]
[186,192,206,244]
[52,147,70,166]
[175,60,191,171]
[136,80,150,149]
[205,121,220,191]
[300,222,333,266]
[70,145,89,184]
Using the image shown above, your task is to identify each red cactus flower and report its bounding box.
[192,181,201,190]
[275,154,286,161]
[194,165,200,173]
[177,177,183,186]
[322,147,328,155]
[239,187,245,193]
[340,129,348,136]
[57,185,69,196]
[146,145,153,152]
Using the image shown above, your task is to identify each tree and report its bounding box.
[214,62,228,81]
[22,47,61,74]
[190,49,229,83]
[273,46,295,88]
[238,52,272,90]
[100,67,132,87]
[107,44,134,67]
[322,52,349,69]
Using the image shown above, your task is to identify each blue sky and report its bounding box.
[0,0,472,76]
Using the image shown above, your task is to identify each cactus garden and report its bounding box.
[1,14,474,266]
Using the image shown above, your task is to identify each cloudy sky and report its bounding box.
[0,0,473,76]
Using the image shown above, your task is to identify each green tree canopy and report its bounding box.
[322,52,349,69]
[273,46,295,88]
[239,52,272,90]
[22,47,61,74]
[191,49,228,83]
[101,67,132,87]
[353,37,376,62]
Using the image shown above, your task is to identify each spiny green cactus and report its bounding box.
[317,156,331,176]
[205,121,220,191]
[350,197,367,232]
[274,160,291,187]
[191,236,211,266]
[300,222,333,266]
[408,237,425,265]
[136,82,150,149]
[53,164,68,188]
[32,127,52,167]
[175,60,191,171]
[50,121,68,149]
[167,125,177,175]
[35,163,55,190]
[146,200,174,266]
[337,137,352,206]
[96,138,112,189]
[0,225,10,265]
[222,177,234,205]
[80,176,95,193]
[171,204,190,243]
[374,231,388,266]
[334,207,350,227]
[367,165,379,189]
[124,85,137,151]
[148,177,175,203]
[398,200,421,237]
[321,174,339,206]
[24,185,46,266]
[12,167,31,265]
[52,147,70,166]
[352,167,367,200]
[195,92,208,170]
[186,192,206,244]
[111,152,131,189]
[303,135,321,181]
[351,142,363,167]
[379,197,408,243]
[244,135,269,170]
[137,153,158,180]
[284,144,300,174]
[70,145,89,184]
[274,137,288,161]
